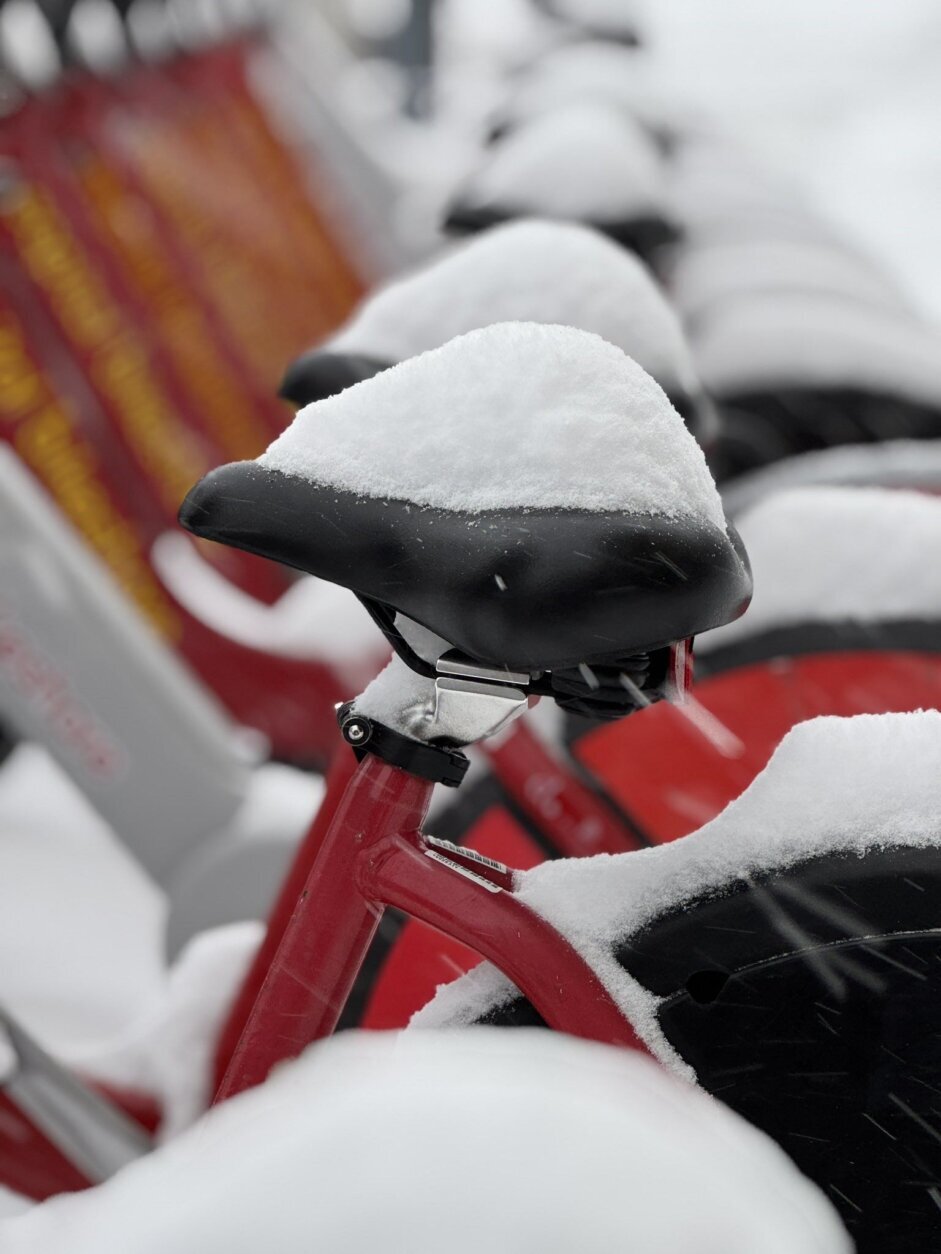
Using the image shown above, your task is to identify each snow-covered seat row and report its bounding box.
[670,239,910,328]
[280,218,716,444]
[721,438,941,518]
[181,323,750,676]
[696,294,941,480]
[561,484,941,848]
[491,39,680,138]
[699,486,941,661]
[443,103,680,266]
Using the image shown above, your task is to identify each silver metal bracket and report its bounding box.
[431,650,531,745]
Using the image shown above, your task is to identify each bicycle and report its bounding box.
[175,321,940,1253]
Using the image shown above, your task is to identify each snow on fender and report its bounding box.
[0,1030,850,1254]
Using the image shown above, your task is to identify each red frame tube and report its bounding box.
[481,722,643,855]
[215,754,649,1103]
[211,746,359,1089]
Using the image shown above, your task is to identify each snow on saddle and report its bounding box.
[181,322,750,680]
[698,484,941,667]
[697,294,941,480]
[413,710,941,1254]
[443,103,680,264]
[279,220,715,444]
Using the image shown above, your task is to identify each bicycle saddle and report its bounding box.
[282,341,714,448]
[444,203,680,267]
[279,221,714,443]
[279,351,387,407]
[181,323,750,676]
[442,104,681,269]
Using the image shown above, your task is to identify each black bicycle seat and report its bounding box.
[443,202,681,270]
[711,386,941,482]
[179,460,751,673]
[278,351,388,408]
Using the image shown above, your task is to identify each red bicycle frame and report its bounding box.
[215,751,649,1102]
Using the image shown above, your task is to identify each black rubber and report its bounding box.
[337,703,470,786]
[711,386,941,482]
[179,461,752,672]
[0,723,15,770]
[473,844,941,1253]
[696,618,941,679]
[278,351,388,408]
[442,202,681,271]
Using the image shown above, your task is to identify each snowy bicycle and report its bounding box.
[178,321,939,1254]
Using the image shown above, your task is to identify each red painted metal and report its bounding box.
[88,1081,162,1135]
[358,805,545,1030]
[362,831,645,1050]
[575,650,941,844]
[215,756,434,1100]
[212,746,359,1090]
[215,755,647,1103]
[482,722,642,855]
[0,1092,91,1200]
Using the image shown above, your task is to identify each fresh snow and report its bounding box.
[722,439,941,517]
[65,922,262,1142]
[0,1188,32,1220]
[327,219,699,394]
[692,291,941,404]
[497,40,680,132]
[453,102,668,222]
[0,745,165,1053]
[262,322,725,525]
[0,1030,851,1253]
[671,239,908,323]
[414,711,941,1071]
[699,486,941,650]
[353,655,440,740]
[151,534,386,675]
[668,134,819,229]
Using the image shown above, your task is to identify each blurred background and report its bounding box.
[1,0,940,1227]
[281,0,941,313]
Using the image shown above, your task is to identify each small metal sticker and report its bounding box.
[425,834,508,876]
[424,849,502,893]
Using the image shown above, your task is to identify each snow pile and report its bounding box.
[263,322,724,524]
[0,745,165,1053]
[672,239,907,322]
[497,40,676,131]
[545,0,644,40]
[452,103,668,222]
[0,1030,851,1253]
[327,219,698,393]
[722,439,941,517]
[669,134,815,226]
[414,711,941,1066]
[0,1188,31,1220]
[66,923,262,1141]
[151,534,386,674]
[693,292,941,403]
[700,486,941,649]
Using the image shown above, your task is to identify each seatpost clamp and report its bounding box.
[337,703,470,787]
